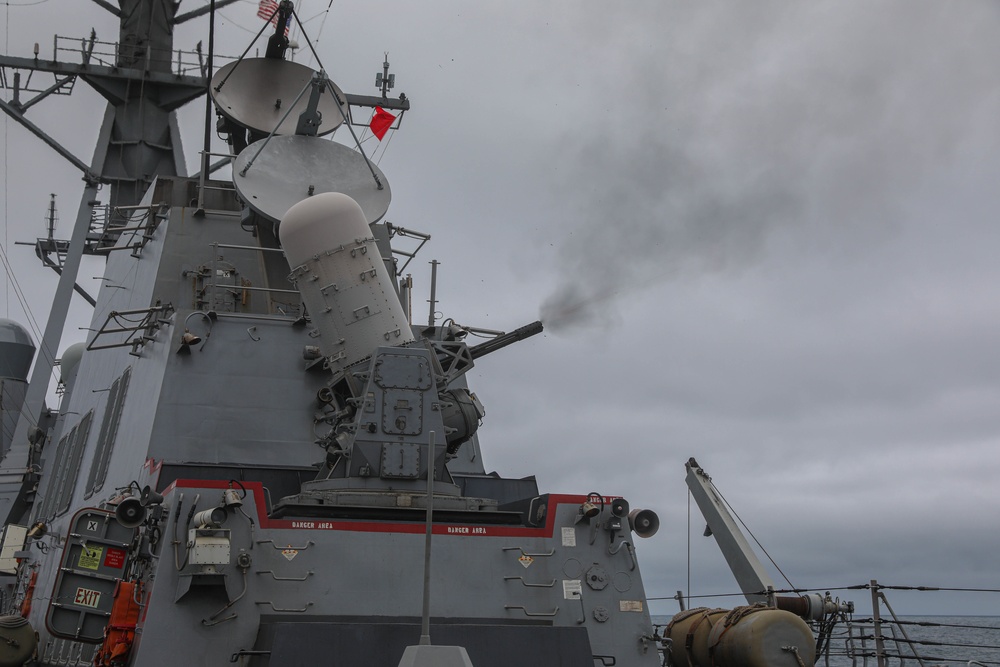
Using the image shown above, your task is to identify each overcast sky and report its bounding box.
[2,1,999,617]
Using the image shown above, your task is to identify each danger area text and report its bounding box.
[446,526,488,535]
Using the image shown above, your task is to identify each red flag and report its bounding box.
[369,107,396,141]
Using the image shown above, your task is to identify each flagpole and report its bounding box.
[202,0,216,174]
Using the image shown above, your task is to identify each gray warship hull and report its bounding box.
[0,3,668,665]
[0,176,662,665]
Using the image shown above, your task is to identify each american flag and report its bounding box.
[256,0,291,35]
[256,0,279,23]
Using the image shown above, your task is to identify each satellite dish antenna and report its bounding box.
[233,135,392,226]
[210,58,348,137]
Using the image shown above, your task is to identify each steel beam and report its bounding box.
[685,458,776,604]
[0,97,94,178]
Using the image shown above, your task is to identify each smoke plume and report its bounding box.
[539,2,1000,332]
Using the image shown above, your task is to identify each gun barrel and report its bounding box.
[468,320,543,360]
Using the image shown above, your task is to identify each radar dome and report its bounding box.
[59,342,87,384]
[280,192,369,268]
[279,192,414,372]
[0,319,35,381]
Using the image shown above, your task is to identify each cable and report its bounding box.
[886,636,1000,651]
[710,480,797,591]
[237,504,255,548]
[647,591,750,601]
[374,126,396,167]
[304,0,335,69]
[893,619,1000,632]
[880,585,1000,593]
[686,487,690,606]
[229,479,247,499]
[217,9,259,35]
[3,0,7,319]
[202,567,248,626]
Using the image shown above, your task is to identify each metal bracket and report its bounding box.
[502,547,555,557]
[503,576,555,588]
[255,540,314,550]
[504,605,559,617]
[255,601,314,613]
[256,570,313,582]
[86,303,175,353]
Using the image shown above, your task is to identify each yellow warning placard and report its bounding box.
[77,545,103,571]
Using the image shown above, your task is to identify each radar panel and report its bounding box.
[211,58,348,136]
[233,136,392,225]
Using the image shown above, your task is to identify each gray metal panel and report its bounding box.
[85,371,127,497]
[57,411,93,514]
[141,197,326,469]
[455,475,540,505]
[262,621,594,667]
[0,379,27,458]
[123,484,660,667]
[62,183,168,509]
[147,319,325,467]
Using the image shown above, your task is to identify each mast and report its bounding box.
[0,1,227,209]
[46,194,56,242]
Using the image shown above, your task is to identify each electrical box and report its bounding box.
[0,524,27,575]
[188,529,231,566]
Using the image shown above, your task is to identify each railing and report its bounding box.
[195,150,239,216]
[0,33,235,96]
[189,242,302,316]
[49,33,224,78]
[19,203,165,274]
[653,580,1000,667]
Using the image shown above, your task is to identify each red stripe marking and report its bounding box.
[161,479,606,538]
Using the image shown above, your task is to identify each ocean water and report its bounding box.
[651,615,1000,666]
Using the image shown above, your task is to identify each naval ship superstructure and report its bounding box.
[0,2,674,665]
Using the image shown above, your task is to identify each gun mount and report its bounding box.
[468,320,543,360]
[273,194,544,518]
